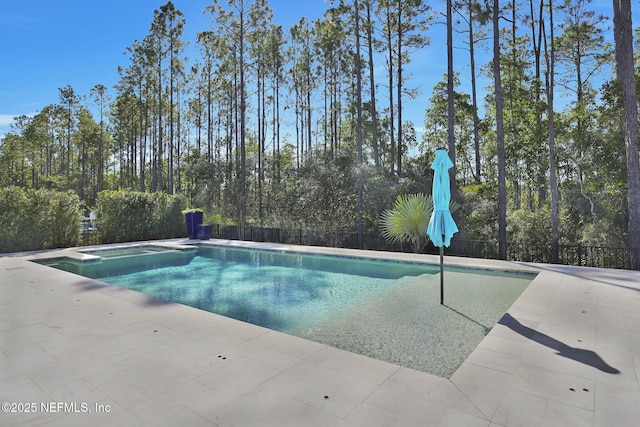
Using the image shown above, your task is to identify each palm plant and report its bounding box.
[380,193,434,253]
[380,193,460,253]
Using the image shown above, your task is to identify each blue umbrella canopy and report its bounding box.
[427,149,458,247]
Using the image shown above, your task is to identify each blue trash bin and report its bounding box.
[185,211,204,239]
[197,224,213,240]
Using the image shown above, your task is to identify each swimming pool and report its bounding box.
[38,243,535,377]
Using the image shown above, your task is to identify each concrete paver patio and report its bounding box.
[1,239,639,426]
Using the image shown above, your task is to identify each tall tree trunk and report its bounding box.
[295,82,301,169]
[157,48,164,192]
[141,84,147,192]
[493,0,508,260]
[385,3,395,175]
[446,0,457,204]
[239,7,247,238]
[306,63,312,160]
[530,0,546,207]
[468,3,481,183]
[58,85,77,178]
[205,65,211,160]
[396,2,403,176]
[176,87,182,193]
[257,52,263,224]
[90,84,107,196]
[509,0,520,210]
[544,2,559,263]
[355,0,364,249]
[365,1,379,168]
[323,67,328,153]
[275,66,281,181]
[169,35,175,194]
[613,0,640,270]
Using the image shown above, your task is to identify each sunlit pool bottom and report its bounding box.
[39,244,535,378]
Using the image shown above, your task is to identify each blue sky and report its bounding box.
[0,0,615,142]
[0,0,448,141]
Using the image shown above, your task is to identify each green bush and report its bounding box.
[458,184,498,241]
[96,190,187,244]
[0,187,82,253]
[507,207,552,245]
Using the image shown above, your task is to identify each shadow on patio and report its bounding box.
[499,313,620,374]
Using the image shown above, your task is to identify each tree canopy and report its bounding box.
[1,0,638,267]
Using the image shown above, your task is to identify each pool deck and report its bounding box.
[1,239,639,426]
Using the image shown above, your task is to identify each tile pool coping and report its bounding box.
[1,238,639,426]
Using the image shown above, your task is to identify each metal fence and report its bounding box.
[209,224,638,270]
[444,239,636,269]
[81,224,638,270]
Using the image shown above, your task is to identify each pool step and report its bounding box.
[149,242,197,251]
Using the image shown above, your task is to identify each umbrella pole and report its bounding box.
[440,239,444,305]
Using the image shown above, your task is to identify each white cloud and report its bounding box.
[0,112,37,129]
[0,115,14,141]
[0,114,17,127]
[0,114,32,140]
[0,14,39,27]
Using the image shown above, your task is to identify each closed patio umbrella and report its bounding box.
[427,149,458,305]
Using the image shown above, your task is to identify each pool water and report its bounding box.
[41,244,534,377]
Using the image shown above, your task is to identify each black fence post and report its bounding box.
[577,244,582,266]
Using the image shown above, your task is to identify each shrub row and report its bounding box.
[96,190,187,244]
[0,187,83,253]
